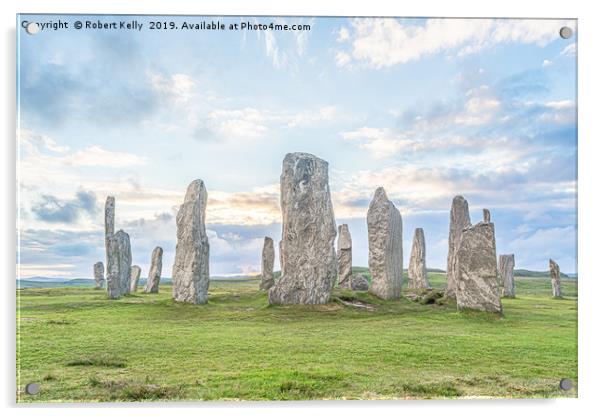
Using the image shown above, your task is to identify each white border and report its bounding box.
[2,1,600,415]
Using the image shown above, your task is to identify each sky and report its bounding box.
[16,15,577,279]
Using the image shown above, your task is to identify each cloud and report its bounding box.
[31,190,99,223]
[335,18,575,68]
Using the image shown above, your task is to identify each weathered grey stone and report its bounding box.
[268,153,337,305]
[349,273,369,291]
[408,228,430,289]
[260,237,275,290]
[455,222,502,313]
[337,224,353,288]
[104,196,115,276]
[172,180,210,304]
[93,261,105,289]
[483,209,491,223]
[106,230,132,300]
[367,187,403,300]
[499,254,515,298]
[130,265,141,292]
[445,196,471,298]
[144,247,163,293]
[550,259,562,298]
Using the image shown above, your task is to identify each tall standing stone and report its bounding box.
[260,237,275,290]
[144,247,163,293]
[367,187,403,300]
[93,261,105,289]
[446,196,471,298]
[408,228,430,289]
[268,153,337,305]
[455,222,502,313]
[172,180,210,304]
[499,254,515,298]
[104,196,115,276]
[106,230,132,300]
[550,259,562,298]
[130,265,142,292]
[337,224,353,289]
[483,209,491,223]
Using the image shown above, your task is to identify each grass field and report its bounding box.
[16,272,578,402]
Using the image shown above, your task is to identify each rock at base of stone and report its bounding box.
[367,187,403,300]
[455,222,502,314]
[260,237,275,291]
[145,247,163,294]
[172,180,210,304]
[445,196,471,299]
[268,153,337,305]
[550,259,562,298]
[130,265,142,292]
[337,224,353,288]
[499,254,515,298]
[93,261,105,290]
[340,273,369,291]
[106,230,132,300]
[408,228,430,289]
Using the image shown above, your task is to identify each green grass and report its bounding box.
[16,273,577,402]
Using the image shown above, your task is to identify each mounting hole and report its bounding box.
[559,26,573,40]
[25,382,40,395]
[25,22,40,35]
[559,378,574,391]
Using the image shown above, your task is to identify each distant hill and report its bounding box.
[515,269,574,279]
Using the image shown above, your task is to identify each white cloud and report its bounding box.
[150,73,196,104]
[335,18,575,68]
[542,59,553,67]
[560,42,576,57]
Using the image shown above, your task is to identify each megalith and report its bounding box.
[337,224,353,288]
[260,237,275,290]
[268,153,337,304]
[367,187,403,300]
[106,230,132,299]
[408,228,430,289]
[445,196,471,298]
[550,259,562,298]
[104,196,115,275]
[172,179,210,304]
[93,261,105,289]
[144,246,163,293]
[130,265,141,292]
[499,254,515,298]
[455,222,502,313]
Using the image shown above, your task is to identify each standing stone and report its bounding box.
[499,254,515,298]
[260,237,275,290]
[93,261,105,289]
[550,259,562,298]
[104,196,115,276]
[144,247,163,293]
[172,180,210,304]
[445,196,471,298]
[106,230,132,300]
[483,209,491,223]
[337,224,353,288]
[408,228,430,289]
[130,265,141,292]
[367,187,403,300]
[268,153,337,305]
[455,222,502,313]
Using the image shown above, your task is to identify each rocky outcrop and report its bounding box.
[144,247,163,293]
[337,224,353,288]
[550,259,562,298]
[172,180,210,304]
[268,153,337,305]
[93,261,105,289]
[260,237,275,290]
[367,187,403,300]
[106,230,132,300]
[408,228,430,289]
[130,265,141,292]
[455,222,502,313]
[499,254,515,298]
[445,196,471,298]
